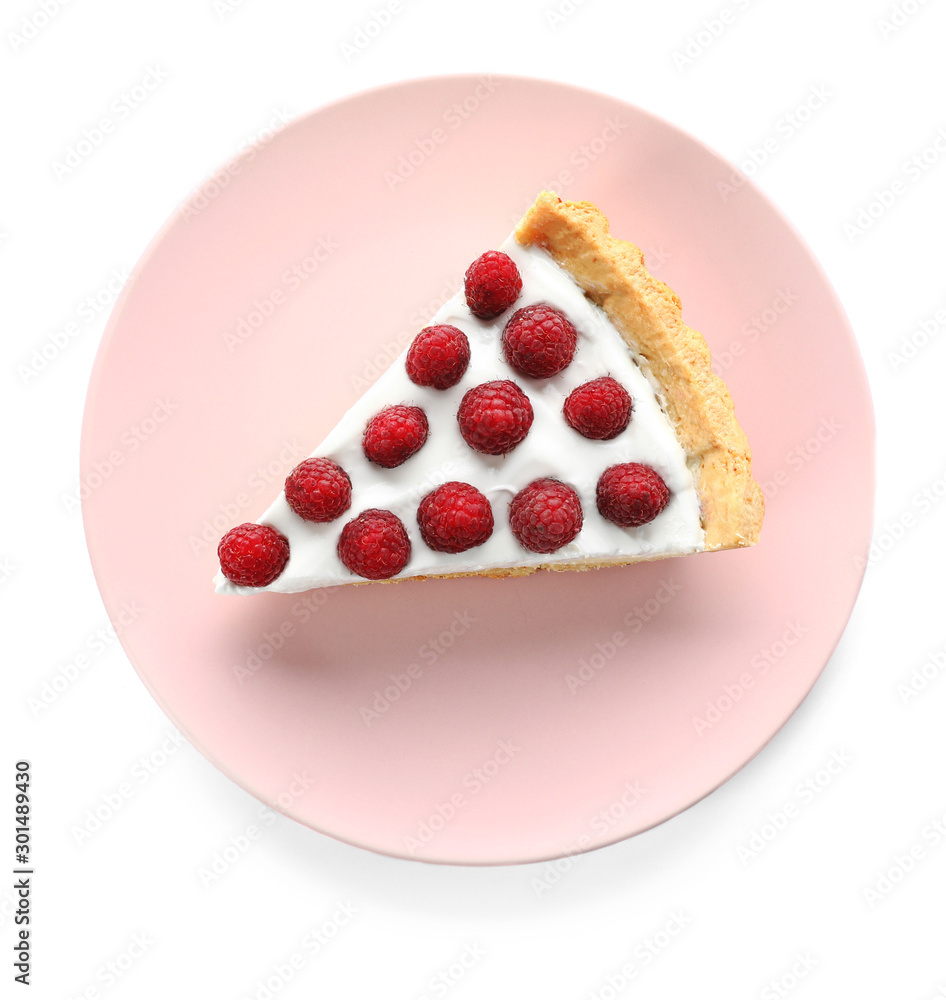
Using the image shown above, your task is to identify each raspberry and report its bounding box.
[464,250,522,319]
[363,405,428,468]
[284,457,352,522]
[596,463,670,527]
[218,522,289,587]
[563,377,633,440]
[406,324,471,390]
[502,303,578,378]
[417,481,494,553]
[508,479,583,554]
[457,380,534,455]
[337,509,411,580]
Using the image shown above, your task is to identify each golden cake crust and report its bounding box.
[335,192,762,589]
[514,192,763,551]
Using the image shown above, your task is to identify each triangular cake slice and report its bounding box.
[215,193,763,594]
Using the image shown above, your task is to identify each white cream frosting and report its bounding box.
[215,236,704,594]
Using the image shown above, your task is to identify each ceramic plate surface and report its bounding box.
[82,75,873,865]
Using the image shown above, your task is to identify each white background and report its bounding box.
[3,0,945,997]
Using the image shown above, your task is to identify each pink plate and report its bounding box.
[82,75,873,865]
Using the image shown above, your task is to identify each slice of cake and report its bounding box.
[215,193,763,594]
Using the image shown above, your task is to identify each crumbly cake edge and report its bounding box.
[514,191,764,552]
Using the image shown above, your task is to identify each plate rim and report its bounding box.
[80,72,876,866]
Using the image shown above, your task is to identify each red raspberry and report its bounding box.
[284,457,352,522]
[406,324,471,390]
[596,463,670,527]
[218,522,289,587]
[508,479,583,554]
[563,377,633,440]
[457,380,534,455]
[502,304,578,378]
[363,405,428,468]
[417,481,494,553]
[337,509,411,580]
[464,250,522,319]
